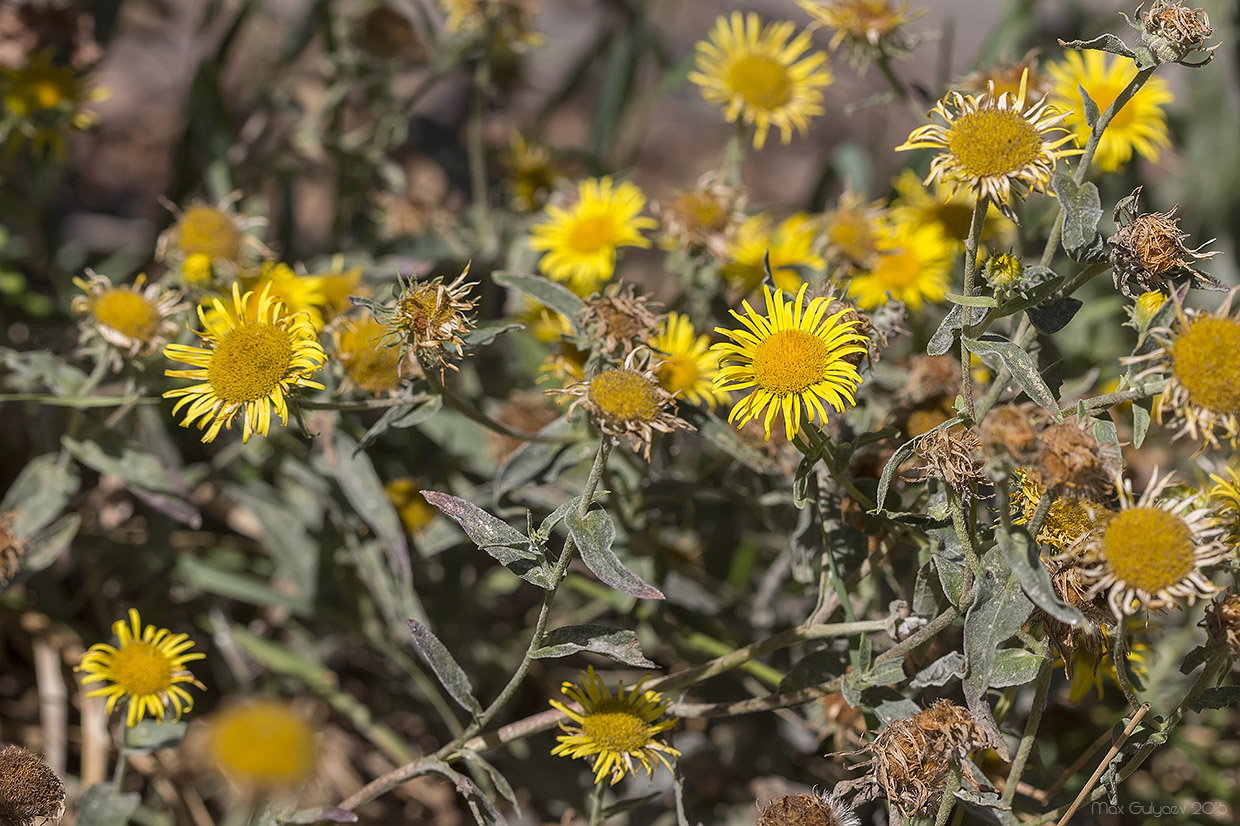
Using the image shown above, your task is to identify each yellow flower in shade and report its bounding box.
[503,133,565,213]
[1046,50,1173,173]
[822,188,887,275]
[896,69,1079,210]
[242,261,328,331]
[1012,471,1106,551]
[439,0,542,52]
[208,699,317,790]
[689,12,832,150]
[313,262,367,322]
[1076,471,1228,619]
[721,212,824,294]
[517,299,574,343]
[530,177,656,296]
[71,272,185,367]
[713,284,868,441]
[1,50,105,157]
[156,196,267,277]
[889,168,1015,247]
[1208,465,1240,548]
[384,478,438,537]
[651,312,727,409]
[76,609,205,728]
[549,667,680,786]
[332,314,409,396]
[847,218,953,311]
[164,282,327,444]
[1066,630,1151,703]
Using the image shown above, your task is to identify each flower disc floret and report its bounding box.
[1169,316,1240,416]
[1101,508,1195,594]
[713,284,868,441]
[72,272,185,366]
[588,369,662,423]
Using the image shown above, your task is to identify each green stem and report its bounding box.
[467,57,497,257]
[1001,651,1052,806]
[588,781,608,826]
[934,763,962,826]
[1111,621,1141,711]
[959,197,989,420]
[420,364,573,443]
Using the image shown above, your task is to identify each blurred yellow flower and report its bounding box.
[208,699,317,790]
[847,218,953,311]
[652,312,727,409]
[722,212,824,293]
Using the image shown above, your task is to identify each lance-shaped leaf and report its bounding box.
[1050,172,1106,264]
[407,620,483,716]
[76,784,142,826]
[566,508,664,600]
[995,526,1086,627]
[963,337,1063,419]
[962,549,1033,759]
[1190,686,1240,712]
[531,624,657,668]
[1,452,80,539]
[322,430,411,587]
[1058,33,1136,59]
[457,751,521,816]
[990,648,1046,688]
[63,435,200,527]
[493,271,584,331]
[358,394,442,450]
[421,491,536,558]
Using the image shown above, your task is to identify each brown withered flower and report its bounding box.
[1023,421,1115,502]
[1109,187,1221,296]
[756,792,860,826]
[387,264,478,373]
[906,426,987,499]
[578,282,660,359]
[0,510,26,589]
[1126,0,1218,66]
[1039,551,1115,673]
[655,171,747,258]
[1202,592,1240,659]
[912,699,993,763]
[0,745,66,826]
[978,404,1039,477]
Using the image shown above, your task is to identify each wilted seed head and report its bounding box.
[0,511,27,589]
[900,355,960,406]
[978,404,1039,475]
[579,282,660,358]
[1040,553,1113,671]
[556,363,694,460]
[1203,592,1240,659]
[0,745,66,826]
[1110,187,1221,296]
[907,426,986,498]
[913,699,992,762]
[1127,0,1218,66]
[756,792,860,826]
[870,718,951,815]
[1026,422,1113,500]
[390,265,477,370]
[657,173,746,257]
[353,5,425,60]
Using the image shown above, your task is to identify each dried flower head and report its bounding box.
[1109,187,1221,296]
[1133,292,1240,449]
[1202,592,1240,659]
[1039,551,1114,671]
[1126,0,1218,66]
[555,359,693,460]
[822,187,886,275]
[1024,421,1114,501]
[352,5,425,60]
[579,282,660,359]
[72,272,185,369]
[796,0,921,66]
[900,355,960,408]
[906,425,986,498]
[0,510,26,589]
[858,718,949,814]
[756,791,860,826]
[978,404,1039,474]
[957,50,1052,101]
[388,264,478,373]
[656,172,747,258]
[913,699,992,762]
[0,745,65,826]
[1075,471,1228,618]
[896,69,1078,216]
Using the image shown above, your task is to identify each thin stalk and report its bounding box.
[933,763,962,826]
[588,781,608,826]
[421,364,574,443]
[1001,652,1053,806]
[959,197,989,420]
[467,57,497,257]
[1055,703,1150,826]
[1110,621,1141,711]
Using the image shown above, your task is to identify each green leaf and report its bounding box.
[1,452,80,539]
[927,303,963,357]
[1025,297,1083,335]
[778,649,849,693]
[462,323,523,348]
[1132,395,1152,448]
[1189,686,1240,712]
[531,624,657,668]
[995,526,1087,627]
[493,416,588,500]
[990,648,1045,688]
[567,508,663,599]
[1078,83,1100,128]
[358,394,442,450]
[63,435,201,527]
[962,337,1062,418]
[407,620,483,716]
[288,806,359,824]
[124,717,187,753]
[601,791,663,819]
[421,491,535,556]
[0,347,89,396]
[76,784,142,826]
[176,555,308,612]
[1050,172,1106,264]
[493,271,584,330]
[225,482,318,611]
[910,651,965,688]
[1057,33,1137,60]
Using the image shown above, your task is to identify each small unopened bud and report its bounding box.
[1129,290,1167,333]
[982,251,1024,293]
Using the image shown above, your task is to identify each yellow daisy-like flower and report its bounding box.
[556,363,693,461]
[1066,630,1151,703]
[332,313,409,396]
[76,609,205,728]
[241,261,328,331]
[1,50,106,158]
[313,261,367,322]
[651,312,727,409]
[1075,471,1228,619]
[847,217,954,311]
[721,212,824,294]
[208,699,317,790]
[713,284,868,441]
[529,177,656,296]
[71,272,185,367]
[439,0,542,52]
[896,69,1079,208]
[163,282,327,444]
[889,168,1016,247]
[689,12,832,150]
[503,133,565,213]
[549,666,680,786]
[1046,50,1173,173]
[1013,471,1106,551]
[822,187,887,275]
[797,0,918,56]
[1207,465,1240,548]
[156,196,267,278]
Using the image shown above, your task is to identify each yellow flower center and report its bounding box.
[947,108,1040,178]
[207,323,294,403]
[93,289,161,342]
[728,55,793,110]
[32,78,67,109]
[1102,507,1195,594]
[872,247,920,288]
[210,700,315,786]
[568,214,619,255]
[183,253,214,284]
[675,192,728,232]
[588,369,662,423]
[580,701,653,752]
[177,206,242,261]
[1169,316,1240,416]
[751,329,831,395]
[657,356,701,396]
[110,642,173,695]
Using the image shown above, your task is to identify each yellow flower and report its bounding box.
[529,177,656,296]
[1012,471,1105,551]
[384,478,438,537]
[1066,630,1151,703]
[713,284,868,441]
[896,69,1079,209]
[517,299,574,343]
[797,0,919,62]
[332,314,408,396]
[1077,471,1228,618]
[822,187,887,275]
[71,272,185,367]
[549,666,680,786]
[651,312,727,409]
[1046,50,1173,173]
[689,12,832,149]
[721,212,824,294]
[847,218,953,311]
[156,196,267,277]
[77,609,205,728]
[556,364,693,461]
[242,261,328,331]
[208,699,317,790]
[439,0,542,52]
[1,50,105,157]
[313,261,367,321]
[503,133,564,212]
[889,168,1015,246]
[164,282,326,444]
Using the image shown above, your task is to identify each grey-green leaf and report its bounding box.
[1050,172,1106,264]
[531,624,657,668]
[962,337,1062,418]
[1057,34,1137,59]
[76,784,142,826]
[321,430,411,586]
[408,620,483,716]
[996,526,1086,627]
[567,508,664,599]
[990,648,1046,688]
[124,717,187,753]
[911,651,965,688]
[493,271,584,331]
[421,491,534,556]
[1,452,80,539]
[358,394,442,450]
